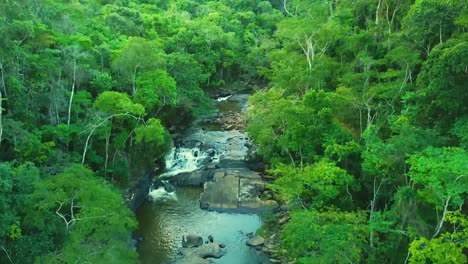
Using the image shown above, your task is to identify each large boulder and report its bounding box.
[182,235,204,248]
[179,243,226,259]
[246,235,265,247]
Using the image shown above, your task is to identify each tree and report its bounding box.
[402,0,464,56]
[281,209,368,264]
[247,88,352,166]
[29,164,138,263]
[408,147,467,238]
[271,159,356,209]
[0,162,57,264]
[409,211,467,264]
[111,37,165,95]
[82,91,146,164]
[134,69,177,114]
[408,35,468,135]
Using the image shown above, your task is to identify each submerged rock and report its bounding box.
[246,235,265,247]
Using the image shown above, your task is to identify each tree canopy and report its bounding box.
[0,0,466,263]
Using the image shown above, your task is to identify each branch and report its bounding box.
[295,192,307,210]
[0,244,13,264]
[339,251,354,264]
[81,112,145,164]
[56,201,73,231]
[433,196,450,238]
[281,0,292,16]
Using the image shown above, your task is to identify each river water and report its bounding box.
[134,95,270,264]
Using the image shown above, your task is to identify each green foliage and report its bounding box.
[14,135,56,166]
[402,0,465,55]
[1,0,467,263]
[281,209,368,264]
[409,35,468,133]
[246,1,468,263]
[94,91,145,116]
[135,118,166,144]
[135,69,177,111]
[408,147,468,209]
[409,211,468,264]
[247,88,352,165]
[451,116,468,148]
[29,164,138,263]
[0,162,56,264]
[272,160,356,209]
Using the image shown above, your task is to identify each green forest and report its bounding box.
[0,0,466,263]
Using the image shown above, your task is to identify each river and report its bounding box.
[134,94,271,264]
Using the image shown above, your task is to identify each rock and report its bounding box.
[182,235,204,248]
[206,149,216,157]
[179,243,226,259]
[207,235,214,243]
[279,215,290,225]
[246,235,265,247]
[254,182,266,192]
[127,177,151,212]
[197,243,225,258]
[200,168,273,213]
[206,164,218,170]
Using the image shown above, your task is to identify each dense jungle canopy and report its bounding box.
[0,0,466,263]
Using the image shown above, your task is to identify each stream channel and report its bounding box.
[134,94,271,264]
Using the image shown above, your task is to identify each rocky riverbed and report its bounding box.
[135,94,276,264]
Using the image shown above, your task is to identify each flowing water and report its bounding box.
[135,94,270,264]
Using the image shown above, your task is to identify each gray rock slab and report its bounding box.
[246,235,265,247]
[200,169,272,213]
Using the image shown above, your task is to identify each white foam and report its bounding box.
[216,95,232,102]
[148,187,177,202]
[160,147,208,177]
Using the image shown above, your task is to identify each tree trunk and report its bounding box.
[376,0,382,25]
[0,90,3,147]
[132,65,138,95]
[369,176,385,248]
[67,53,77,125]
[432,196,450,238]
[282,0,291,16]
[0,62,5,147]
[104,125,111,177]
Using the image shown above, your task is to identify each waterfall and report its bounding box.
[159,145,219,178]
